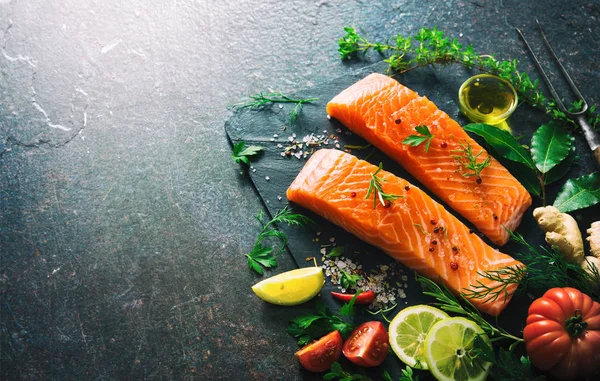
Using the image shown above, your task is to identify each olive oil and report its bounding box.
[458,74,517,125]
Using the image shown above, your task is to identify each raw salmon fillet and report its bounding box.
[326,73,532,246]
[287,149,524,316]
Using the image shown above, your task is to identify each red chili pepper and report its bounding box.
[330,290,375,305]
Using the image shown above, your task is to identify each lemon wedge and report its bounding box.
[251,267,324,306]
[388,305,449,370]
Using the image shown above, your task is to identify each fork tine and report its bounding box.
[515,27,567,113]
[535,19,588,115]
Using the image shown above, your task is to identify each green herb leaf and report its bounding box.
[231,140,264,166]
[340,270,362,290]
[337,27,600,130]
[463,123,535,169]
[229,92,317,125]
[327,246,345,258]
[366,162,403,208]
[417,274,523,345]
[402,125,434,152]
[323,362,373,381]
[287,301,355,345]
[338,291,359,317]
[245,206,315,274]
[543,146,577,185]
[451,140,491,179]
[553,172,600,213]
[530,121,573,173]
[472,336,545,381]
[507,231,600,300]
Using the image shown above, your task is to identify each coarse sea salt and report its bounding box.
[320,239,408,311]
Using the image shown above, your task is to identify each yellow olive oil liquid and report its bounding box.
[460,75,517,125]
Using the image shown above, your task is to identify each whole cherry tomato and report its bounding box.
[342,321,389,367]
[295,330,342,372]
[523,287,600,380]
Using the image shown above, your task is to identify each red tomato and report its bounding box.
[523,287,600,380]
[342,321,389,367]
[295,330,342,372]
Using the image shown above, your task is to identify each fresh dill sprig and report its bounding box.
[416,274,523,348]
[451,140,491,181]
[402,125,435,153]
[245,206,315,275]
[337,26,600,130]
[463,231,600,304]
[366,162,403,208]
[462,265,525,304]
[229,92,318,124]
[231,140,264,166]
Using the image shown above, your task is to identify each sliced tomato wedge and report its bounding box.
[295,330,343,372]
[342,321,389,367]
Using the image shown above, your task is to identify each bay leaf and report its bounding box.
[463,123,535,169]
[553,172,600,213]
[530,121,573,174]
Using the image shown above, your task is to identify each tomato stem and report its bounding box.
[565,309,588,337]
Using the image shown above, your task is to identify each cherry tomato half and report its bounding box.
[342,321,389,367]
[523,287,600,380]
[295,330,343,372]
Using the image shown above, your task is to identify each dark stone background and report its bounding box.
[1,1,599,380]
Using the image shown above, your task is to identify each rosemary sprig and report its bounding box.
[451,140,491,181]
[366,163,403,208]
[245,206,315,274]
[416,274,523,349]
[229,92,318,124]
[402,125,434,153]
[338,26,600,130]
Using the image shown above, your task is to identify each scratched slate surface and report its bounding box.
[1,0,599,380]
[225,62,600,380]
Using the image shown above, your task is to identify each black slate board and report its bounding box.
[225,63,600,379]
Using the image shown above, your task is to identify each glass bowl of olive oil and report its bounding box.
[458,74,518,125]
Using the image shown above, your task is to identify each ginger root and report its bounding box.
[533,206,584,264]
[533,206,599,281]
[587,221,600,258]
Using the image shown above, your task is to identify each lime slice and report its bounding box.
[424,317,492,381]
[388,305,449,369]
[251,267,324,306]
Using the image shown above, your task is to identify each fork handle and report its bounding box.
[576,115,600,169]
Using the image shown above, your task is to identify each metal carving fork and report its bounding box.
[516,20,600,168]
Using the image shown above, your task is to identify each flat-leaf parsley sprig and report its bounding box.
[366,163,403,208]
[287,294,358,346]
[231,140,264,166]
[229,92,318,125]
[402,125,435,153]
[246,206,315,275]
